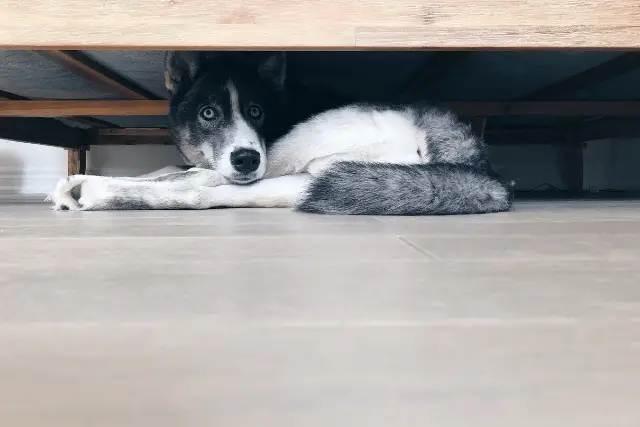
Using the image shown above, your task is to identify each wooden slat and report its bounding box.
[0,89,115,128]
[2,0,640,49]
[0,100,168,117]
[36,51,159,100]
[4,100,640,117]
[0,117,89,148]
[520,53,640,101]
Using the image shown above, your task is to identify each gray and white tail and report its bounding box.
[295,162,512,215]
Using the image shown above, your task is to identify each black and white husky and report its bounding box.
[48,52,512,215]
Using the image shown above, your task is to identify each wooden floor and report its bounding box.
[1,200,639,426]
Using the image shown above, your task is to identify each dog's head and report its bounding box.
[165,51,288,184]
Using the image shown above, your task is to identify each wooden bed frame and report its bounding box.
[1,0,640,186]
[3,0,639,49]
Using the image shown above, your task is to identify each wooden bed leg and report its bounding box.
[471,117,487,138]
[67,148,87,176]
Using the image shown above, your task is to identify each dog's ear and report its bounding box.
[257,52,286,90]
[164,51,201,96]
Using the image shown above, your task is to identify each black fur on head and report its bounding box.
[163,51,290,183]
[164,51,201,97]
[164,51,287,98]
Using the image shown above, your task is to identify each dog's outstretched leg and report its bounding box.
[49,174,311,210]
[48,169,226,210]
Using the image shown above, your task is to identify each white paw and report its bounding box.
[46,175,112,211]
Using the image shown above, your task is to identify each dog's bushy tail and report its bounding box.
[295,162,513,215]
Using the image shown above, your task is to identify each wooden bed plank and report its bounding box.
[3,100,640,117]
[1,0,639,49]
[36,51,159,100]
[0,100,168,117]
[355,26,640,49]
[0,89,116,128]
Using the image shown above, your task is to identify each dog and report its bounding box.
[47,51,512,215]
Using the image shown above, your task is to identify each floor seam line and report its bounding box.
[397,236,440,261]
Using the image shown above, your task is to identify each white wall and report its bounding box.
[0,142,182,203]
[86,145,183,176]
[0,139,67,202]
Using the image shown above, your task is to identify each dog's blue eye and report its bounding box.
[200,107,217,121]
[248,104,263,119]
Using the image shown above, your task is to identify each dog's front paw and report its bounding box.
[47,175,112,211]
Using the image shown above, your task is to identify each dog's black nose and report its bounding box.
[230,148,261,173]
